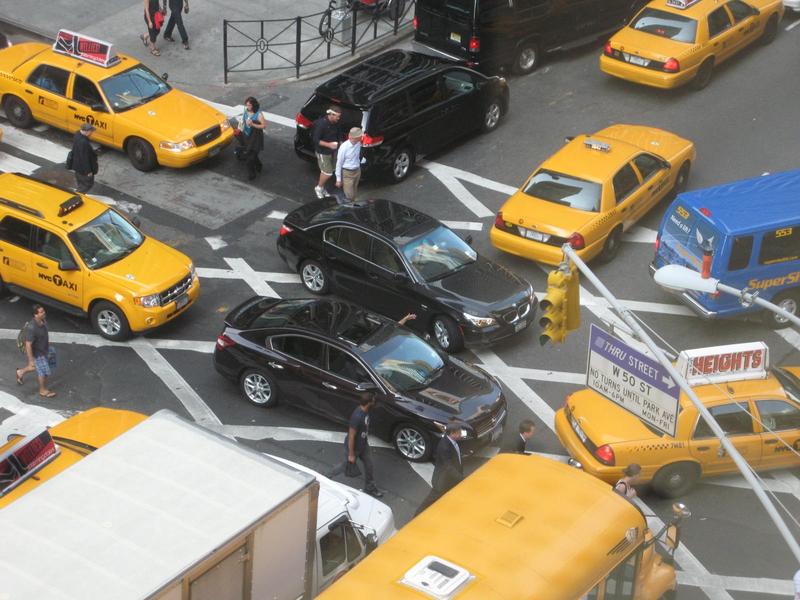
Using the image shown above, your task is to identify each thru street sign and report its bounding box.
[587,325,680,436]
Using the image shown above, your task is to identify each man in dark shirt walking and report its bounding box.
[416,423,464,515]
[329,394,383,497]
[163,0,190,50]
[311,106,342,199]
[71,123,99,193]
[15,305,56,398]
[502,419,536,454]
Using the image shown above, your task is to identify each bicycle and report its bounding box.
[318,0,407,42]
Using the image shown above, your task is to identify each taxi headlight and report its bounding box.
[159,139,196,152]
[463,312,496,328]
[220,119,231,131]
[135,293,161,308]
[189,262,197,280]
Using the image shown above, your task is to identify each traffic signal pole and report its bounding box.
[560,243,800,565]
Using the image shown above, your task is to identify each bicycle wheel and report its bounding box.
[318,8,334,41]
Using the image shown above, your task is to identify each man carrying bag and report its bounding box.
[328,394,383,497]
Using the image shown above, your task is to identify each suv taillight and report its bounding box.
[362,133,384,147]
[295,113,313,129]
[279,224,293,236]
[216,334,236,349]
[413,15,418,29]
[468,36,480,51]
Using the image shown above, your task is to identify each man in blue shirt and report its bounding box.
[335,127,364,202]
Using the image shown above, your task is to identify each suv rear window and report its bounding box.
[524,170,602,212]
[631,8,697,43]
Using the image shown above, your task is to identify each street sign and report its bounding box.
[677,342,768,386]
[587,325,680,436]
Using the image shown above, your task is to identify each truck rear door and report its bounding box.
[414,0,476,60]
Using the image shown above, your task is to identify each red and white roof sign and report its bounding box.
[53,30,117,67]
[677,342,769,385]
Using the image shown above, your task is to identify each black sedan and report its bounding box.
[276,198,537,353]
[213,297,507,462]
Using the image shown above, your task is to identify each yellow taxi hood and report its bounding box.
[567,389,660,445]
[122,89,227,142]
[501,189,597,238]
[95,237,192,294]
[595,125,691,163]
[610,26,692,62]
[0,42,48,73]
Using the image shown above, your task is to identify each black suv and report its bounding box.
[294,50,509,183]
[276,198,537,353]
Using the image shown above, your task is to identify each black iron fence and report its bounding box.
[223,0,415,82]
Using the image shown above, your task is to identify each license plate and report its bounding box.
[570,414,587,443]
[208,145,221,157]
[491,427,502,443]
[624,53,649,67]
[175,294,189,309]
[514,320,528,333]
[519,226,549,242]
[450,32,461,43]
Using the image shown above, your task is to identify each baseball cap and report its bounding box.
[80,122,96,132]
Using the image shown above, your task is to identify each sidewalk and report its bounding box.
[0,0,411,95]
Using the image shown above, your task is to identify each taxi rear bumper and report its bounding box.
[554,408,622,484]
[490,225,602,265]
[599,55,697,90]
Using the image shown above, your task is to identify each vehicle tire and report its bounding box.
[652,462,699,498]
[4,96,34,128]
[671,161,691,198]
[660,590,677,600]
[90,301,132,341]
[0,274,6,296]
[431,315,464,353]
[762,290,799,328]
[393,423,432,462]
[239,368,279,407]
[300,259,330,295]
[760,14,779,45]
[388,146,414,183]
[691,59,714,91]
[481,98,503,133]
[126,137,158,172]
[597,226,623,264]
[512,41,541,76]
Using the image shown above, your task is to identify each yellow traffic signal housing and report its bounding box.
[565,263,580,333]
[540,264,581,345]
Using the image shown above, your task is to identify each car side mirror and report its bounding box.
[130,215,142,228]
[161,72,169,81]
[464,234,473,246]
[90,102,107,113]
[59,258,79,271]
[392,271,408,282]
[355,381,378,392]
[564,136,575,143]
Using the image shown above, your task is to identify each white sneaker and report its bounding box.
[314,186,325,199]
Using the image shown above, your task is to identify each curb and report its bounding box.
[0,15,53,43]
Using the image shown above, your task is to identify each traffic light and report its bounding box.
[539,263,580,345]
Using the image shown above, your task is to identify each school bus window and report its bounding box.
[755,400,800,431]
[693,403,754,438]
[727,235,753,271]
[602,551,640,599]
[758,225,800,265]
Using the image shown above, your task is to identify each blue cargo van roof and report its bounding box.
[677,169,800,235]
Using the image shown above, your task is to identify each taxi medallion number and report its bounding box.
[175,294,189,309]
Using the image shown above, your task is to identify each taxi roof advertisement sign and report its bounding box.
[53,30,114,67]
[587,325,680,437]
[677,342,769,386]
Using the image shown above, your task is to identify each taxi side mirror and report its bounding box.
[90,102,108,113]
[161,72,169,81]
[59,258,79,272]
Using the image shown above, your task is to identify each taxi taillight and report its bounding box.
[603,41,613,56]
[595,444,615,466]
[469,36,480,52]
[567,232,585,250]
[663,58,680,73]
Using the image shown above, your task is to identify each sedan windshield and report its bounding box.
[524,169,602,212]
[100,65,171,112]
[362,329,444,392]
[630,8,697,43]
[401,225,477,282]
[68,210,144,269]
[774,368,800,403]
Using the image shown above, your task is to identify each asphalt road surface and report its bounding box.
[2,17,800,599]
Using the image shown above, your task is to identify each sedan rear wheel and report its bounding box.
[482,99,503,133]
[240,369,278,407]
[691,59,714,91]
[393,424,432,462]
[300,259,330,295]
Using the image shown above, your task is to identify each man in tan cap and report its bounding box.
[334,126,364,202]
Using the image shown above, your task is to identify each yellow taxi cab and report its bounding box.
[490,125,695,265]
[555,342,800,497]
[0,408,146,508]
[0,30,233,171]
[600,0,784,90]
[0,173,200,340]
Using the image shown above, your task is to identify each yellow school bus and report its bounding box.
[317,453,689,600]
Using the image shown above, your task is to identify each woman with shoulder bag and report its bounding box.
[234,96,267,181]
[140,0,165,56]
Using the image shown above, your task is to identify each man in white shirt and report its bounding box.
[335,127,364,202]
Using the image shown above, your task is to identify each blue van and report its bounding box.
[652,169,800,328]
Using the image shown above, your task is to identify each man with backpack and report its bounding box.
[15,305,56,398]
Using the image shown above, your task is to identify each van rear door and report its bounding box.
[414,0,476,61]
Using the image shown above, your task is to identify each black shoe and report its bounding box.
[364,487,384,498]
[164,35,175,42]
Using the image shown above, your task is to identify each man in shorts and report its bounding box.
[312,106,342,199]
[16,304,56,398]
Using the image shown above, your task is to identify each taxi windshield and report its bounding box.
[361,328,444,392]
[401,225,477,282]
[524,169,602,212]
[774,368,800,403]
[630,8,698,43]
[68,210,144,269]
[100,65,171,112]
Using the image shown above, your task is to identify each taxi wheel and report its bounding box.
[393,423,432,462]
[90,301,132,341]
[652,462,699,498]
[3,96,33,128]
[597,227,622,264]
[760,14,778,45]
[513,42,540,75]
[126,137,158,172]
[691,59,714,91]
[481,98,503,133]
[762,290,799,328]
[431,315,464,353]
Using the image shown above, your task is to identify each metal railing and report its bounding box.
[223,0,415,82]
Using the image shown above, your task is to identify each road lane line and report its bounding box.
[623,226,658,244]
[787,19,800,31]
[418,160,518,196]
[268,210,289,220]
[441,220,483,231]
[676,572,792,596]
[0,153,39,175]
[0,391,65,440]
[1,125,69,163]
[205,236,228,250]
[418,161,494,218]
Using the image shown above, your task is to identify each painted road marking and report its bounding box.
[786,18,800,31]
[197,258,299,297]
[0,390,65,441]
[205,236,228,250]
[0,152,39,175]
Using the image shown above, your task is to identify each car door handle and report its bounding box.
[696,446,710,451]
[36,262,49,269]
[647,185,653,191]
[367,272,378,280]
[763,439,778,445]
[267,361,284,370]
[68,105,77,110]
[25,89,33,95]
[322,381,338,390]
